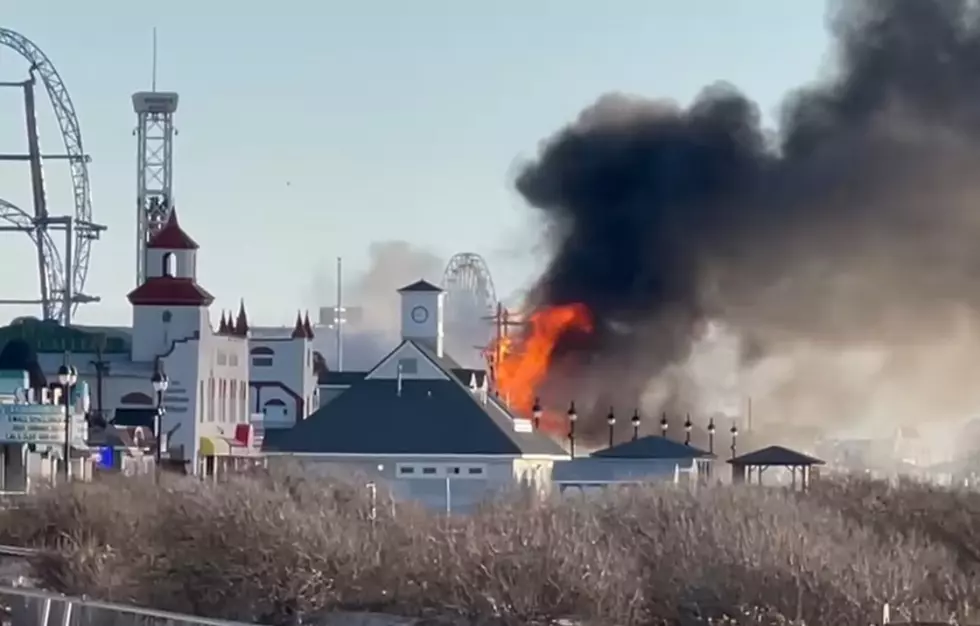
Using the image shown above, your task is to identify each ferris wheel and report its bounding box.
[441,253,498,357]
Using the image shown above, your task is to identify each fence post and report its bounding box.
[881,602,890,624]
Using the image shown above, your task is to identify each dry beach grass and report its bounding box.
[0,467,976,626]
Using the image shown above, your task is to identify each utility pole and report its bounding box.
[89,339,110,425]
[334,256,344,372]
[479,303,522,387]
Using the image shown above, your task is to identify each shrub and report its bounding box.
[0,470,976,626]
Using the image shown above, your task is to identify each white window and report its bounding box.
[395,463,487,479]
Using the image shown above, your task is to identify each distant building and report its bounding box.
[552,436,714,494]
[0,211,263,476]
[265,279,567,512]
[246,313,319,429]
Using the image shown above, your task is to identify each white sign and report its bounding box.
[0,405,85,446]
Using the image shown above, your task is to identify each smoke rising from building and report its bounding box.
[516,0,980,446]
[309,241,444,371]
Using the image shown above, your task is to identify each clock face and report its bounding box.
[411,305,429,323]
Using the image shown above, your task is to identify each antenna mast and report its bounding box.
[133,27,179,286]
[335,257,345,372]
[152,27,158,91]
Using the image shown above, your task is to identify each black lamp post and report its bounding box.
[684,414,693,446]
[631,409,640,441]
[707,417,716,455]
[730,422,739,460]
[151,364,170,473]
[660,412,668,438]
[606,407,616,448]
[56,362,77,482]
[567,401,578,458]
[531,397,543,431]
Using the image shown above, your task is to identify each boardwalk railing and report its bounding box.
[0,585,262,626]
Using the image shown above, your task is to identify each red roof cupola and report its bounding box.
[148,209,199,250]
[127,278,214,307]
[127,207,213,307]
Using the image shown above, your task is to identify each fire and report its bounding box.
[491,303,593,427]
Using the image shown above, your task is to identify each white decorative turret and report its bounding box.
[397,279,445,357]
[127,209,214,362]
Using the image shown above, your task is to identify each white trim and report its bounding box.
[265,452,569,461]
[396,462,487,479]
[365,341,449,381]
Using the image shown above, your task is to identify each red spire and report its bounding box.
[234,300,250,337]
[303,311,315,339]
[290,312,305,339]
[147,208,199,250]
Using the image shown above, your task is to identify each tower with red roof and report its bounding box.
[127,210,214,362]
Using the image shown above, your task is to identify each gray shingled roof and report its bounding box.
[266,377,566,456]
[319,371,367,386]
[591,435,713,460]
[398,280,443,293]
[728,445,824,467]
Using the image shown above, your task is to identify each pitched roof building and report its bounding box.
[265,279,566,511]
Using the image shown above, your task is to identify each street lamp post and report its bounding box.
[606,407,616,448]
[532,397,543,431]
[660,412,669,439]
[567,401,578,458]
[684,414,693,446]
[56,363,78,482]
[631,409,641,441]
[151,364,169,475]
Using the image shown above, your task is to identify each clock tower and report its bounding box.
[398,279,445,357]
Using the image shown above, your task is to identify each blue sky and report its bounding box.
[0,0,829,326]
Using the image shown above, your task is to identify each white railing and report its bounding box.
[0,585,263,626]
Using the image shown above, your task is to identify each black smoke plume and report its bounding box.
[517,0,980,443]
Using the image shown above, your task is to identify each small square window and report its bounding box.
[422,467,437,475]
[398,358,418,374]
[467,467,484,476]
[449,467,461,475]
[398,466,415,475]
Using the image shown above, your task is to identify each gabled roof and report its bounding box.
[266,378,565,456]
[272,338,564,457]
[591,435,713,460]
[127,277,214,306]
[148,209,199,250]
[397,279,443,293]
[728,445,825,467]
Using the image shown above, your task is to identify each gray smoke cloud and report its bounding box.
[309,241,444,371]
[516,0,980,451]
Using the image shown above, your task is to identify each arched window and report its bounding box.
[250,346,274,367]
[120,391,154,406]
[162,252,176,277]
[262,398,289,424]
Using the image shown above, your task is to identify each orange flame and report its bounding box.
[491,303,593,424]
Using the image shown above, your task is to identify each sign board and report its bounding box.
[0,404,86,445]
[0,380,89,446]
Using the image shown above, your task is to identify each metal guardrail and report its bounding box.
[0,545,262,624]
[0,585,263,625]
[0,544,40,558]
